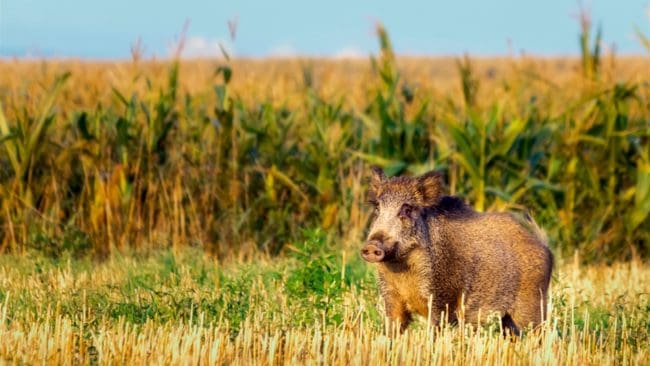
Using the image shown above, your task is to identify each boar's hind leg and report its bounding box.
[501,313,521,337]
[511,287,545,332]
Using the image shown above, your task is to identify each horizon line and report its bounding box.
[1,51,649,63]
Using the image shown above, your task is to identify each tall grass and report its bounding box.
[0,26,648,261]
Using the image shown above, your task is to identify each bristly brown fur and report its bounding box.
[363,168,553,335]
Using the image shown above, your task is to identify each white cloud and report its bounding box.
[268,43,299,58]
[332,46,366,60]
[169,36,233,59]
[266,44,367,59]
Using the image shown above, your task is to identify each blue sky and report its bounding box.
[1,0,649,59]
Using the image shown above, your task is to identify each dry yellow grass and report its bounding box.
[0,253,647,365]
[1,56,649,115]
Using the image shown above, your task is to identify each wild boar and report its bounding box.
[361,167,553,335]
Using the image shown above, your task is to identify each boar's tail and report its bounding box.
[524,211,554,283]
[524,211,549,247]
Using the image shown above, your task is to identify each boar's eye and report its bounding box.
[398,203,414,219]
[368,199,379,213]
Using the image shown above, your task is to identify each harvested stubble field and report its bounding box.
[0,248,648,365]
[0,27,649,365]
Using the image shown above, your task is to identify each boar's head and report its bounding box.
[361,167,443,263]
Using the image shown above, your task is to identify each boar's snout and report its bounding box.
[361,240,385,263]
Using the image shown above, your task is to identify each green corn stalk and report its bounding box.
[143,61,179,165]
[635,27,650,53]
[441,104,530,212]
[578,7,602,80]
[628,159,650,233]
[0,72,69,251]
[457,54,479,109]
[0,73,70,183]
[363,25,432,175]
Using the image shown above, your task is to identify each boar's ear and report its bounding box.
[370,166,385,182]
[368,166,385,203]
[417,170,443,207]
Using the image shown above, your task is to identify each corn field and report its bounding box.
[0,26,648,260]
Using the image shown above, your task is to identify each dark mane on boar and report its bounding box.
[425,196,476,220]
[362,167,553,336]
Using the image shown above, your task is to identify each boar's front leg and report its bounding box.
[383,290,412,334]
